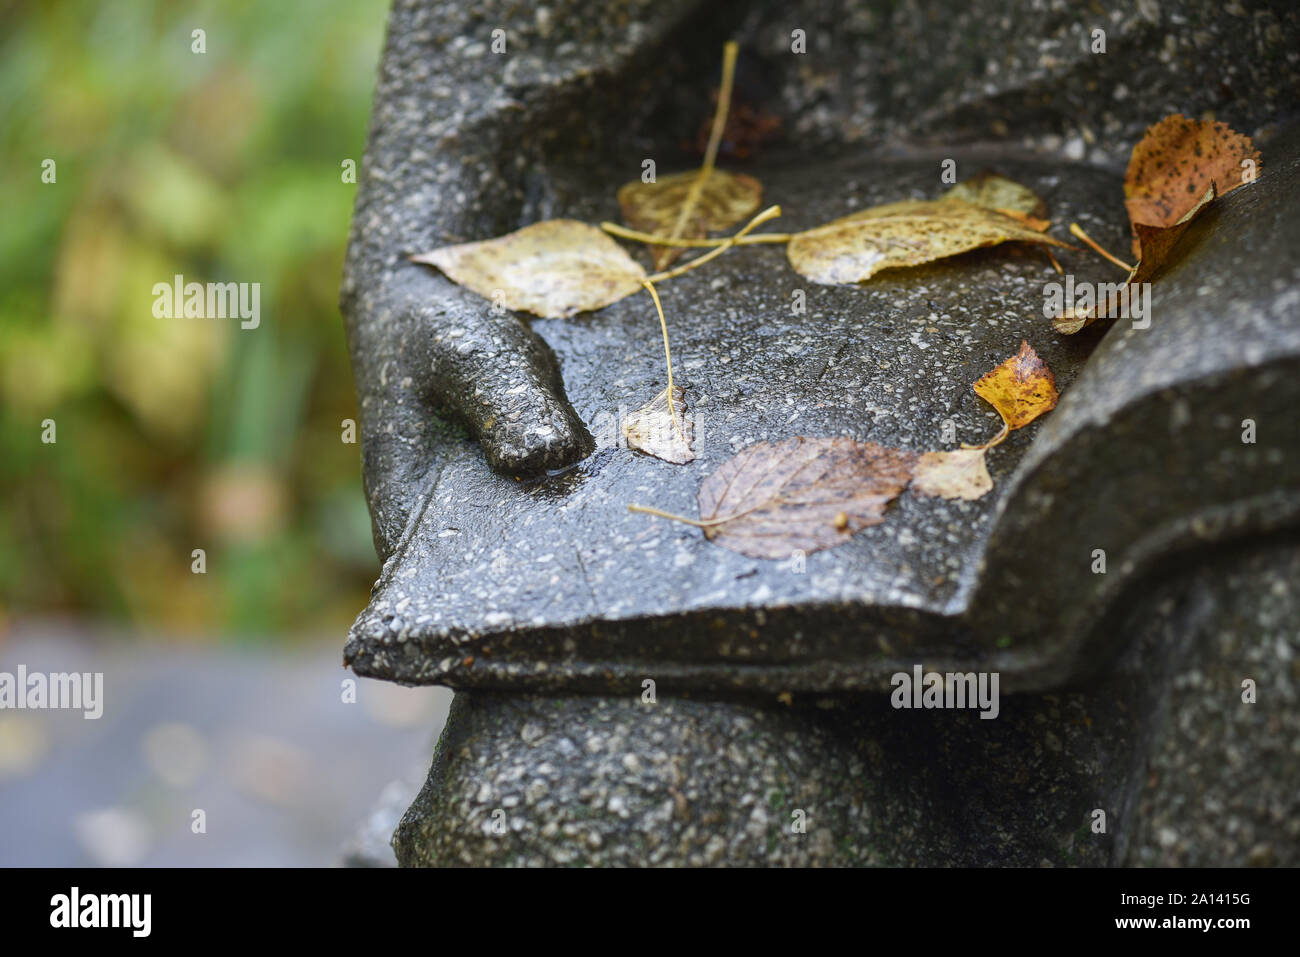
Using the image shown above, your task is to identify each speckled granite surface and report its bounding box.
[344,129,1300,693]
[340,0,1300,865]
[394,541,1300,866]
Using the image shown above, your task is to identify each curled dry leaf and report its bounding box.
[623,387,695,465]
[943,171,1048,219]
[696,437,916,559]
[971,340,1059,446]
[411,219,647,319]
[617,169,763,270]
[786,199,1070,285]
[1054,185,1214,334]
[1124,114,1259,258]
[1058,116,1257,334]
[911,449,993,501]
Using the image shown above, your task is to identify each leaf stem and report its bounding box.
[627,503,743,528]
[1068,222,1135,272]
[645,204,783,283]
[662,41,739,252]
[602,221,793,247]
[962,421,1010,452]
[640,279,687,445]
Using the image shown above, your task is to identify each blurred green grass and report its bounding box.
[0,0,390,639]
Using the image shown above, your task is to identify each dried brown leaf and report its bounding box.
[786,199,1070,285]
[617,169,763,269]
[623,387,695,464]
[912,449,993,501]
[411,219,646,319]
[696,437,916,559]
[1124,114,1259,257]
[1054,185,1214,334]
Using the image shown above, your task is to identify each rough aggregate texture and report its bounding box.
[340,0,1300,865]
[394,539,1300,866]
[346,131,1300,693]
[1117,542,1300,867]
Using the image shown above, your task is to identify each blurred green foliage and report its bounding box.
[0,0,390,639]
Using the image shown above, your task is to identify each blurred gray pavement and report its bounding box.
[0,620,449,866]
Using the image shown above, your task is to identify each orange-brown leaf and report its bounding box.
[1124,114,1258,256]
[1054,185,1214,335]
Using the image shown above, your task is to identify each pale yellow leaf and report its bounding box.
[411,219,647,319]
[618,169,762,269]
[787,199,1069,285]
[623,387,695,465]
[911,449,993,500]
[943,172,1047,219]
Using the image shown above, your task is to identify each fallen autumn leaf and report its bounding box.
[912,448,993,501]
[787,199,1070,285]
[1055,185,1215,334]
[969,340,1059,448]
[624,387,695,465]
[1124,113,1259,258]
[943,171,1048,220]
[693,437,915,559]
[618,169,763,270]
[411,219,647,319]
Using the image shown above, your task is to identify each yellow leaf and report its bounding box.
[971,341,1059,446]
[943,171,1048,219]
[617,169,763,269]
[411,219,647,319]
[786,199,1070,285]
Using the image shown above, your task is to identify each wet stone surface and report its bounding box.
[1118,542,1300,867]
[394,540,1300,867]
[341,0,1300,694]
[343,0,1300,867]
[345,131,1300,693]
[346,150,1120,688]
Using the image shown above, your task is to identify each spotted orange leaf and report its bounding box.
[1124,114,1258,257]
